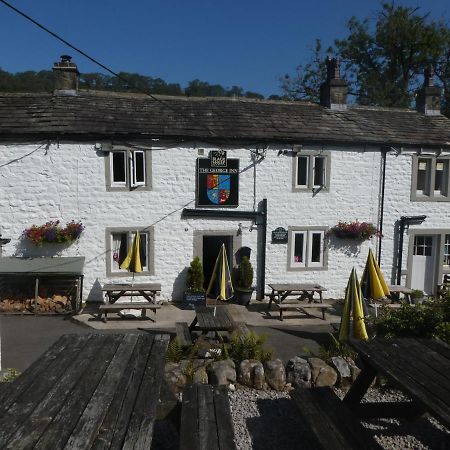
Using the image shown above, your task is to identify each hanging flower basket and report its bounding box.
[327,221,380,241]
[23,220,85,246]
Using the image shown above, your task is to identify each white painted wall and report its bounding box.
[0,141,448,301]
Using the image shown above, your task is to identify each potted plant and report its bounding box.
[327,221,380,241]
[183,257,206,308]
[23,220,85,246]
[410,289,424,305]
[235,256,254,306]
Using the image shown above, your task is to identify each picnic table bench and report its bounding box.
[180,384,237,450]
[100,283,162,321]
[0,332,169,449]
[189,305,235,334]
[267,283,331,321]
[291,386,381,449]
[344,338,450,428]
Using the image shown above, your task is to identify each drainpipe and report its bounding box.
[377,148,387,266]
[396,215,427,285]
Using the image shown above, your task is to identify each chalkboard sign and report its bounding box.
[182,292,206,309]
[271,227,288,243]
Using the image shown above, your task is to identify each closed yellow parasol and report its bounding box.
[360,248,390,301]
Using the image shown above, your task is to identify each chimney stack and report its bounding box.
[53,55,79,96]
[416,66,441,115]
[320,57,348,110]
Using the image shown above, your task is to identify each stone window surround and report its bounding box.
[287,226,328,271]
[292,149,331,193]
[411,154,450,202]
[104,145,152,192]
[105,226,155,277]
[406,228,450,292]
[193,230,242,267]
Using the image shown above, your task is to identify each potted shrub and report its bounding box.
[411,289,425,305]
[183,257,206,308]
[235,256,254,306]
[327,221,380,241]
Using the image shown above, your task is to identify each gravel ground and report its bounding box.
[228,387,450,450]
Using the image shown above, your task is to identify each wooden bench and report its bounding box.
[175,322,193,347]
[276,303,331,321]
[180,384,237,450]
[98,302,161,322]
[291,387,382,449]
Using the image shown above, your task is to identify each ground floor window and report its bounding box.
[105,227,154,276]
[288,227,327,270]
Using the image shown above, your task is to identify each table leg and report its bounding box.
[319,291,323,304]
[188,316,198,332]
[268,289,275,310]
[343,364,377,406]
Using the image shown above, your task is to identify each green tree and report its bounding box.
[282,3,450,116]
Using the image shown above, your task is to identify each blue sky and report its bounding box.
[0,0,448,96]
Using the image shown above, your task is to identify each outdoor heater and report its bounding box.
[396,215,427,285]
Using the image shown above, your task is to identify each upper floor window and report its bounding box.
[287,227,327,271]
[105,227,154,276]
[106,147,152,191]
[292,150,330,192]
[412,155,450,201]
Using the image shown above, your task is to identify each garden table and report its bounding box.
[188,305,235,334]
[267,283,330,320]
[0,332,169,449]
[101,282,161,304]
[344,338,450,428]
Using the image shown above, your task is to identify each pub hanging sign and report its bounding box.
[197,151,239,207]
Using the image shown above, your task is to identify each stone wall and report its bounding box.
[0,140,448,301]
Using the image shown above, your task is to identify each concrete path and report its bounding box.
[0,300,342,374]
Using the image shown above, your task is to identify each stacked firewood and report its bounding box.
[0,294,71,313]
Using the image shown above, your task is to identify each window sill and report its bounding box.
[411,194,450,202]
[106,185,152,192]
[287,266,327,272]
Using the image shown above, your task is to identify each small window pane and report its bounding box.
[134,152,145,183]
[311,233,322,263]
[434,159,449,196]
[417,158,430,195]
[297,157,308,186]
[112,152,126,183]
[313,157,325,187]
[294,233,304,263]
[112,233,128,271]
[138,232,148,269]
[444,235,450,266]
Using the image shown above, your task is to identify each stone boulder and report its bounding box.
[207,359,236,386]
[330,356,351,387]
[239,359,266,389]
[286,356,311,388]
[164,362,187,395]
[346,358,361,383]
[264,359,286,391]
[308,357,338,387]
[193,366,209,384]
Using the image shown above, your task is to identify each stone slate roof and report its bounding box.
[0,90,450,148]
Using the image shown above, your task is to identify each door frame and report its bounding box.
[193,230,242,269]
[406,228,450,294]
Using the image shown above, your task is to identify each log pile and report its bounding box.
[0,294,71,314]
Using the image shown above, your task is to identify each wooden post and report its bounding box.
[34,277,39,314]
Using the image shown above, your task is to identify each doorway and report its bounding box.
[202,235,233,290]
[410,235,437,294]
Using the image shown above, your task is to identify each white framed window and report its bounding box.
[106,147,151,191]
[288,227,327,270]
[412,156,450,201]
[443,234,450,268]
[106,227,154,276]
[293,151,330,191]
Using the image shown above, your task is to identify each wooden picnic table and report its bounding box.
[101,283,161,304]
[344,338,450,429]
[189,305,235,334]
[267,283,330,321]
[387,285,414,304]
[0,333,169,449]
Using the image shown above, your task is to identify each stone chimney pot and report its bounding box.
[53,55,79,96]
[416,66,441,115]
[320,57,348,110]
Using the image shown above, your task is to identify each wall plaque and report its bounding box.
[197,157,239,207]
[272,227,288,243]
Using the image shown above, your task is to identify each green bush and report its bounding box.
[186,257,205,292]
[372,294,450,344]
[1,368,20,382]
[319,333,357,360]
[236,256,253,291]
[166,337,183,363]
[229,331,273,364]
